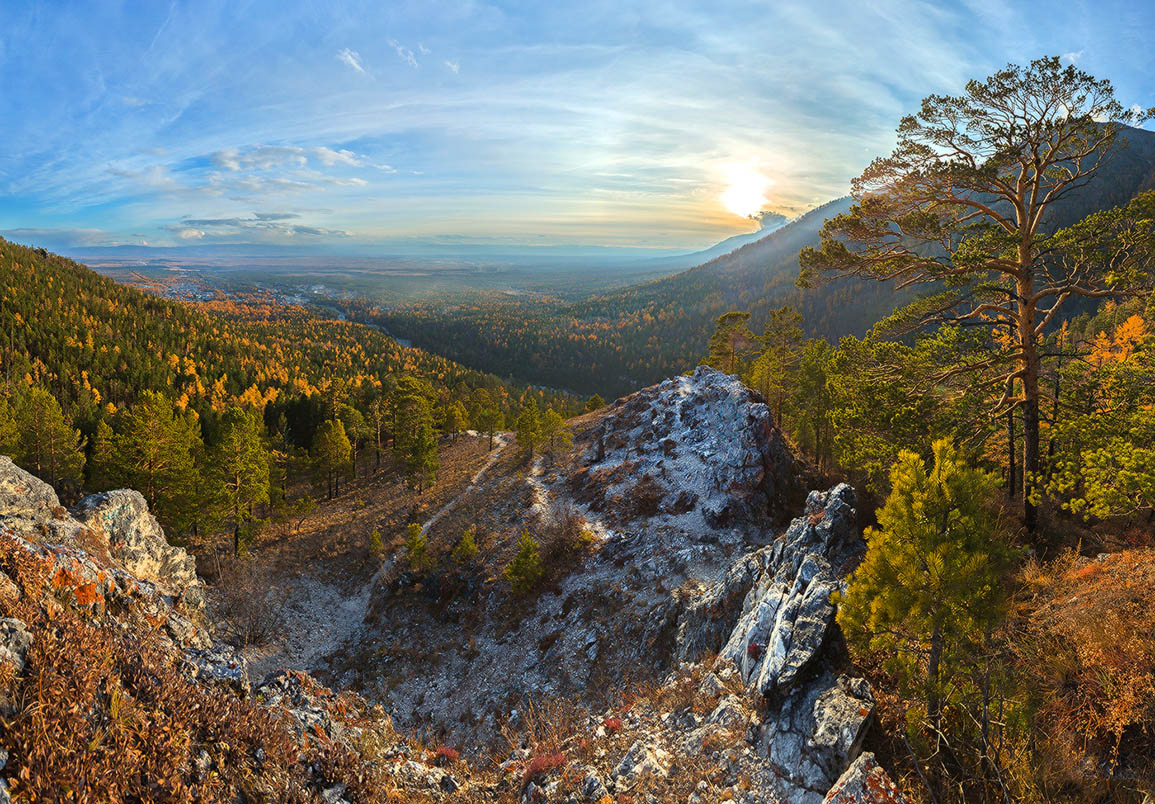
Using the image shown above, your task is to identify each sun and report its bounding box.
[721,168,772,218]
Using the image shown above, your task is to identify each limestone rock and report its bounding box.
[0,456,60,519]
[757,673,874,795]
[0,618,32,673]
[73,490,204,610]
[714,484,860,699]
[614,739,670,791]
[823,752,907,804]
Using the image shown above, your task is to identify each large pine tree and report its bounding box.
[313,418,352,499]
[11,387,86,492]
[212,406,271,556]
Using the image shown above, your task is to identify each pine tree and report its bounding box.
[790,339,833,469]
[368,395,389,471]
[836,438,1013,738]
[443,400,468,438]
[337,404,368,480]
[584,394,605,413]
[504,531,543,595]
[87,418,117,491]
[405,522,429,570]
[368,528,385,558]
[516,399,541,457]
[703,312,756,375]
[12,387,86,491]
[407,405,440,490]
[477,404,504,450]
[112,391,204,534]
[213,406,271,556]
[389,379,440,489]
[746,306,804,426]
[313,418,352,499]
[800,58,1155,532]
[540,407,571,459]
[452,526,479,565]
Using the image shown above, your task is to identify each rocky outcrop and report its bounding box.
[0,457,206,615]
[659,484,887,803]
[715,484,860,697]
[344,368,809,751]
[0,456,465,802]
[74,490,204,609]
[566,366,802,528]
[824,753,908,803]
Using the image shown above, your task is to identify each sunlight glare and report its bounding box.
[721,167,772,218]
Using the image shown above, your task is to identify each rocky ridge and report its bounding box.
[0,367,908,802]
[325,368,905,801]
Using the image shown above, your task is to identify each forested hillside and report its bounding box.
[372,127,1155,397]
[0,237,577,536]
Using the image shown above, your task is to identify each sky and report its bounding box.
[1,0,1153,254]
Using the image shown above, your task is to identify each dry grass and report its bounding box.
[1012,548,1155,788]
[0,530,401,803]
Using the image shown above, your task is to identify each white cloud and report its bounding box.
[418,42,430,55]
[163,214,350,241]
[444,59,460,74]
[388,39,418,68]
[1061,50,1084,65]
[312,146,362,167]
[208,145,367,171]
[336,48,365,74]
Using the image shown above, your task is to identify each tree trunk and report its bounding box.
[1017,275,1040,532]
[1006,391,1016,498]
[1047,360,1062,478]
[927,625,944,742]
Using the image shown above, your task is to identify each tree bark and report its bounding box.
[927,624,944,742]
[1006,389,1016,498]
[1017,271,1040,532]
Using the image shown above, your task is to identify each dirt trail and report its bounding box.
[241,434,512,683]
[418,433,509,537]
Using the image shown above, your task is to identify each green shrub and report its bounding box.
[505,531,543,595]
[368,528,384,558]
[452,527,479,565]
[404,523,429,570]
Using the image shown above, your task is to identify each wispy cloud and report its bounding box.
[388,39,418,68]
[2,1,1153,250]
[336,48,365,74]
[163,213,350,241]
[208,145,364,171]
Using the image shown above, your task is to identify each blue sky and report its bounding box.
[1,0,1153,253]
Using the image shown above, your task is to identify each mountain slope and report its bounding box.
[0,237,573,439]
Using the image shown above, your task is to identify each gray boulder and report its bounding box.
[0,456,60,518]
[73,490,204,610]
[709,484,860,698]
[0,618,32,673]
[756,673,875,798]
[823,752,907,803]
